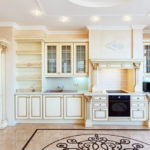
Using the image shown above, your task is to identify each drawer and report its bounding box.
[93,101,107,108]
[93,96,107,101]
[131,102,145,109]
[132,96,145,101]
[93,109,108,120]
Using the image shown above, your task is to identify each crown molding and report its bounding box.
[87,25,146,30]
[143,30,150,34]
[0,22,88,35]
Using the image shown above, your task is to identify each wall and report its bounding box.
[0,27,15,126]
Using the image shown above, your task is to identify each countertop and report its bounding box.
[15,91,146,96]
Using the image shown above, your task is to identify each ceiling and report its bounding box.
[0,0,150,31]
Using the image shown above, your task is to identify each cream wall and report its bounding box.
[0,27,15,126]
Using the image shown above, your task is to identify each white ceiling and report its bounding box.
[0,0,150,31]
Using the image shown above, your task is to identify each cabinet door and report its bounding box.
[45,43,59,76]
[131,109,146,121]
[64,95,84,119]
[74,43,88,76]
[93,109,108,121]
[43,95,63,119]
[16,95,29,119]
[60,43,73,76]
[29,95,42,119]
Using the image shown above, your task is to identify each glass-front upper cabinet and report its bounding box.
[144,44,150,74]
[45,43,59,76]
[60,43,73,76]
[74,43,88,76]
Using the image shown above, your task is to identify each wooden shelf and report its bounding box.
[16,77,41,81]
[16,63,41,68]
[16,51,41,55]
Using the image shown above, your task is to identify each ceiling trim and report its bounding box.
[87,25,146,30]
[0,22,88,35]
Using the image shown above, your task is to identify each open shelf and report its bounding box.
[16,63,41,68]
[16,51,41,55]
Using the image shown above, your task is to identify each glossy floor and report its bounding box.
[0,124,150,150]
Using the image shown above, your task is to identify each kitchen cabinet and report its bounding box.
[131,96,147,121]
[16,95,29,119]
[64,95,84,119]
[74,43,88,76]
[45,43,73,77]
[29,95,42,119]
[15,95,42,119]
[43,95,63,119]
[44,42,88,77]
[92,96,108,120]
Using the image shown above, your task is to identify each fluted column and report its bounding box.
[0,40,8,129]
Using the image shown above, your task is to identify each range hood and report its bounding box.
[90,59,143,69]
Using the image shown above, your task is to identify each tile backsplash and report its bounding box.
[43,77,89,91]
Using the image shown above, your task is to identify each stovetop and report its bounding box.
[106,90,128,93]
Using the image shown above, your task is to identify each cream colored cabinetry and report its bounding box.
[15,95,42,119]
[64,95,84,119]
[29,95,42,119]
[16,95,29,119]
[43,95,63,119]
[74,43,88,76]
[45,43,88,77]
[45,43,73,77]
[131,96,147,121]
[92,96,108,121]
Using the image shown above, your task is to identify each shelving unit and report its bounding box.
[16,41,42,92]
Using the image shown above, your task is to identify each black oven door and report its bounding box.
[109,96,130,117]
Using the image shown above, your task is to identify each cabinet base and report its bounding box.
[0,120,8,129]
[85,120,93,127]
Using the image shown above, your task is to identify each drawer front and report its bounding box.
[93,96,107,101]
[132,96,145,101]
[93,101,107,108]
[131,102,146,109]
[131,109,146,121]
[93,109,108,121]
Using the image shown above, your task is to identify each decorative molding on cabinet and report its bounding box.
[87,25,146,30]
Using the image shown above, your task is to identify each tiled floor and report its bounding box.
[0,124,150,150]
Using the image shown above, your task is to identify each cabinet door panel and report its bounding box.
[30,95,42,119]
[64,95,84,119]
[131,109,146,121]
[93,109,108,121]
[60,43,73,76]
[16,96,28,119]
[74,43,88,76]
[43,96,63,119]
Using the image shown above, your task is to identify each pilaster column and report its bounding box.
[0,40,8,129]
[85,96,93,127]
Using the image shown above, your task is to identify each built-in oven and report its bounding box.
[109,95,130,117]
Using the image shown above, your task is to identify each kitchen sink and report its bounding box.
[44,90,78,93]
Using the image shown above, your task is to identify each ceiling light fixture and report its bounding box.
[90,16,100,22]
[69,0,130,8]
[59,16,70,23]
[123,15,132,22]
[32,9,43,16]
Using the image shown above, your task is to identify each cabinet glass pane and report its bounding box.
[61,46,71,73]
[76,45,86,73]
[145,45,150,73]
[47,46,57,73]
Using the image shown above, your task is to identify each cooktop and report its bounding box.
[106,90,128,93]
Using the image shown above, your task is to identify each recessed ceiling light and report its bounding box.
[123,15,132,22]
[90,16,100,22]
[59,16,70,23]
[32,9,43,16]
[69,0,130,8]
